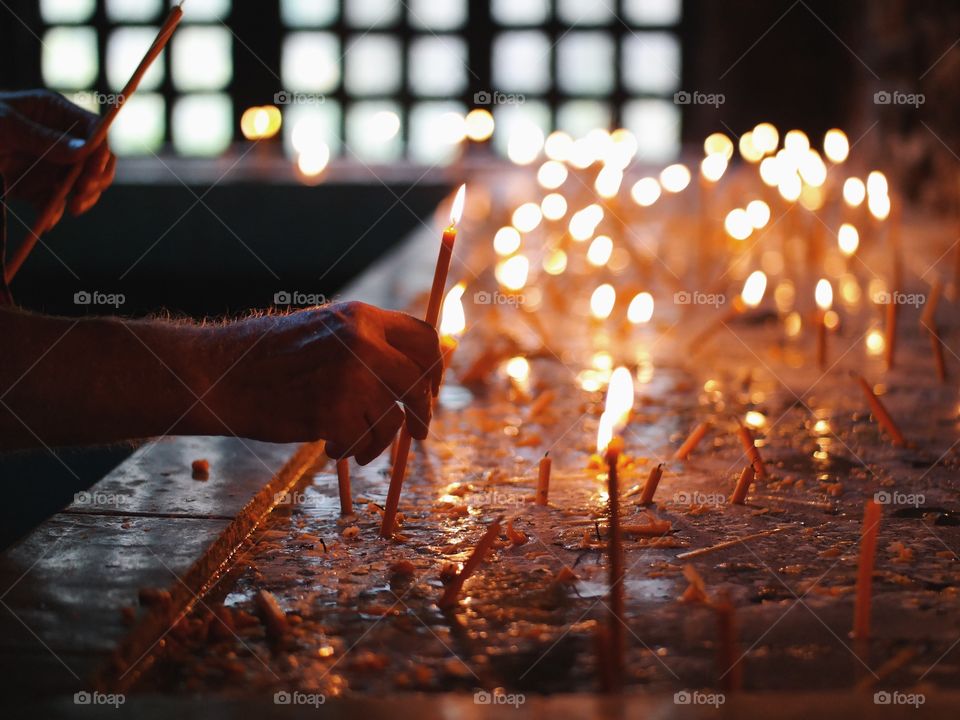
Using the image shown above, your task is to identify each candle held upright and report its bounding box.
[381,185,466,539]
[596,366,634,692]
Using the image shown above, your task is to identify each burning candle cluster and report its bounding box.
[158,121,960,701]
[352,118,946,691]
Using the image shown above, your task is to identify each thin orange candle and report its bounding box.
[737,419,767,479]
[336,458,352,516]
[596,367,635,693]
[638,463,663,505]
[856,376,906,447]
[730,466,755,505]
[922,281,946,382]
[381,185,466,539]
[438,515,502,610]
[535,453,552,505]
[884,296,898,371]
[853,500,882,640]
[674,421,711,460]
[814,278,832,370]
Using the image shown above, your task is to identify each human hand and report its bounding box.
[0,90,116,231]
[201,302,444,464]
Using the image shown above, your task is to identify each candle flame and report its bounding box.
[700,153,728,182]
[746,199,770,229]
[866,171,888,198]
[597,366,634,453]
[595,166,623,198]
[493,226,521,256]
[703,133,734,160]
[439,282,466,338]
[868,192,891,221]
[627,292,654,324]
[597,414,614,457]
[505,355,530,382]
[631,177,661,207]
[838,223,859,256]
[815,278,833,310]
[659,163,691,193]
[823,128,849,163]
[843,177,866,207]
[741,271,767,308]
[495,255,529,291]
[590,283,616,319]
[724,208,752,241]
[449,184,467,226]
[241,106,282,140]
[752,123,779,154]
[586,235,614,267]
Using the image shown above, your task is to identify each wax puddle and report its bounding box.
[576,576,674,600]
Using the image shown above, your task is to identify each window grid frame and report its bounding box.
[33,0,686,160]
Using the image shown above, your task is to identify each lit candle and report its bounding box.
[853,500,882,640]
[381,184,466,539]
[590,283,617,321]
[438,282,466,371]
[7,2,185,283]
[737,418,767,479]
[814,278,833,370]
[626,292,654,325]
[336,458,352,516]
[535,453,552,505]
[596,366,635,692]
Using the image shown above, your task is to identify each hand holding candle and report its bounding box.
[6,1,186,283]
[381,185,466,539]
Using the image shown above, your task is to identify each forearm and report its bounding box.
[0,307,221,449]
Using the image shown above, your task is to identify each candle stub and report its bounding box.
[535,454,552,505]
